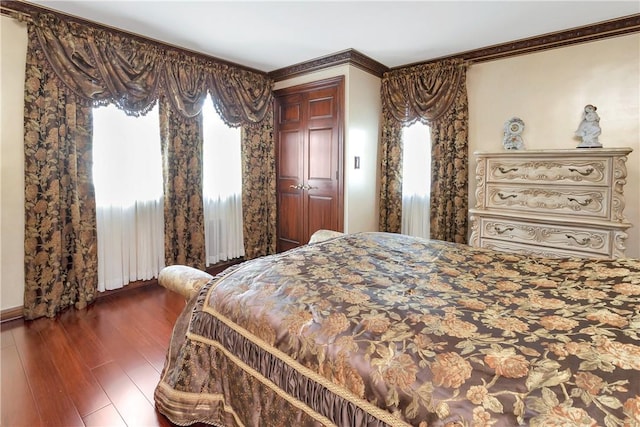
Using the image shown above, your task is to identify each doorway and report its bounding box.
[274,76,344,252]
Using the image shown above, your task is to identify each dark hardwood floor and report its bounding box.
[1,283,188,427]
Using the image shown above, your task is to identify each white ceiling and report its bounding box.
[28,1,640,72]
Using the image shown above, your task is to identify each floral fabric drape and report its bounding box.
[163,56,209,118]
[20,10,274,319]
[378,114,403,233]
[430,88,468,243]
[159,96,206,269]
[27,13,273,122]
[379,59,468,242]
[33,14,161,114]
[23,25,98,319]
[209,65,273,127]
[241,106,277,259]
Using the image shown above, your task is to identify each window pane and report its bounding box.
[92,103,164,291]
[202,98,242,199]
[201,96,244,265]
[92,103,163,206]
[401,122,431,239]
[402,122,431,197]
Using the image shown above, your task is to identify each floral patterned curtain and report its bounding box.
[378,113,404,233]
[32,14,162,114]
[209,64,274,127]
[159,95,206,268]
[241,106,277,259]
[20,11,274,319]
[379,59,468,242]
[23,26,98,319]
[160,56,207,269]
[163,55,209,118]
[429,88,469,243]
[27,12,273,121]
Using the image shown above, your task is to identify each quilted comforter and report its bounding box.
[155,232,640,426]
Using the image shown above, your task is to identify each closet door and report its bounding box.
[275,77,344,252]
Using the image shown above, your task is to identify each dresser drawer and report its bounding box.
[472,148,632,259]
[485,184,609,219]
[479,238,609,259]
[478,217,611,256]
[486,157,609,186]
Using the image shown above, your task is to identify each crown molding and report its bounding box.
[464,13,640,63]
[2,2,638,80]
[393,14,640,70]
[268,49,389,82]
[269,14,639,79]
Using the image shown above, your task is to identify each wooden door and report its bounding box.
[275,77,344,252]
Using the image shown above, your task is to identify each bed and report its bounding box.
[154,232,640,426]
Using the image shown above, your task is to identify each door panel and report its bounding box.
[279,130,302,179]
[308,97,333,120]
[280,101,301,124]
[308,196,335,235]
[278,192,303,251]
[306,126,339,234]
[277,127,304,250]
[308,128,333,180]
[275,77,344,253]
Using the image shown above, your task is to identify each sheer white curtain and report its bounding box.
[92,103,165,292]
[401,122,431,239]
[202,96,245,265]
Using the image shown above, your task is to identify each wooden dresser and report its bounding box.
[469,148,633,258]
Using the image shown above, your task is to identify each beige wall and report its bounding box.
[1,16,28,312]
[274,65,382,234]
[468,33,640,258]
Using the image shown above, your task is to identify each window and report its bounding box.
[401,121,431,239]
[92,103,164,291]
[92,98,244,288]
[202,96,245,265]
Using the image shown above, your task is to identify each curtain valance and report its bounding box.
[208,64,273,127]
[381,58,465,124]
[30,12,273,124]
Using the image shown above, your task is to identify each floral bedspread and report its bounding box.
[155,232,640,427]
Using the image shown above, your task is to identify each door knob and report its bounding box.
[290,184,318,190]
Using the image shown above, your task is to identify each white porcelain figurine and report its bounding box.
[575,104,602,148]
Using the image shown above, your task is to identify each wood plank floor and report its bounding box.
[1,283,189,427]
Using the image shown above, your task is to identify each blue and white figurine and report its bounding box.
[502,117,525,150]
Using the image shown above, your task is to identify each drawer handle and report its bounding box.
[567,197,593,206]
[498,167,519,174]
[497,192,517,200]
[568,167,594,176]
[493,226,514,235]
[566,234,591,246]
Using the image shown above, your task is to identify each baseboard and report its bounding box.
[206,258,243,276]
[1,306,24,323]
[0,258,244,323]
[0,260,242,324]
[0,280,158,324]
[98,277,158,298]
